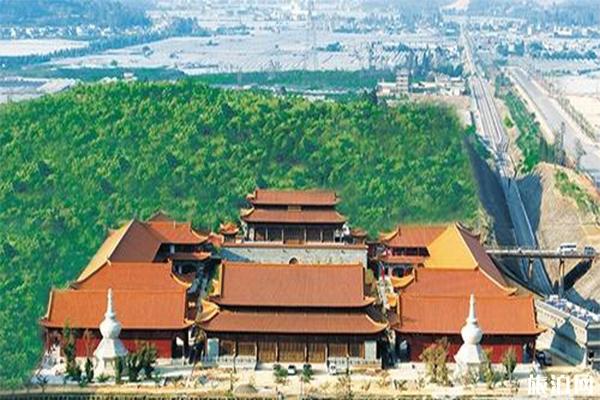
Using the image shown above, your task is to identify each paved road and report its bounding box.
[509,67,600,176]
[464,32,553,294]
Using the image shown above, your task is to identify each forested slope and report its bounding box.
[0,80,478,387]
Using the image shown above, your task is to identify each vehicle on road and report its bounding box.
[327,363,338,375]
[558,243,577,255]
[584,245,596,257]
[287,365,297,376]
[535,350,553,366]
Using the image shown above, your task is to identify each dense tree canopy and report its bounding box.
[0,80,478,387]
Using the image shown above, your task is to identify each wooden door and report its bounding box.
[258,341,277,363]
[279,341,305,362]
[328,342,348,357]
[237,342,256,356]
[308,342,326,363]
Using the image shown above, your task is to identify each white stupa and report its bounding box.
[454,294,486,376]
[94,288,128,375]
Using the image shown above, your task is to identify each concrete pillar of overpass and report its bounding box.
[558,259,565,298]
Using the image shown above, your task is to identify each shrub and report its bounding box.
[419,337,451,386]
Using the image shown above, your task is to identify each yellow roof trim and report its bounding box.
[390,275,415,289]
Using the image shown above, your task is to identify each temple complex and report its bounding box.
[39,190,543,372]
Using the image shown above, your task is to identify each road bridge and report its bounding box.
[487,247,595,296]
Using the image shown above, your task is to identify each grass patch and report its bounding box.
[503,90,555,173]
[555,169,600,217]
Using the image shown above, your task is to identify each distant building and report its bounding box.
[221,189,368,265]
[376,70,410,98]
[198,262,387,368]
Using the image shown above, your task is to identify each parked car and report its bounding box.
[557,243,577,255]
[584,245,596,257]
[287,365,297,376]
[327,363,338,375]
[535,350,553,366]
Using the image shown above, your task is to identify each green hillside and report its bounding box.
[0,80,478,387]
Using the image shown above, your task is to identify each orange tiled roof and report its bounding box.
[400,268,515,297]
[211,262,373,308]
[219,222,239,235]
[78,220,162,281]
[78,216,209,282]
[146,220,207,245]
[247,189,339,206]
[73,261,190,290]
[380,225,446,248]
[241,208,346,224]
[380,223,508,289]
[41,289,192,330]
[351,228,368,237]
[395,294,541,335]
[202,309,386,335]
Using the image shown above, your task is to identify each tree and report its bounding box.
[273,364,288,386]
[62,324,80,381]
[0,80,480,388]
[300,364,314,397]
[419,337,451,386]
[138,341,158,379]
[84,358,94,383]
[481,348,500,389]
[115,357,124,384]
[125,351,141,382]
[501,347,517,382]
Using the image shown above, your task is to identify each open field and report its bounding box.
[0,39,88,56]
[52,26,454,74]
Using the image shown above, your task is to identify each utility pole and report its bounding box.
[305,0,318,71]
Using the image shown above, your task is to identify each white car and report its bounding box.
[557,243,577,255]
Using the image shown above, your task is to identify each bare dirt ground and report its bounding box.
[518,162,600,308]
[17,362,598,399]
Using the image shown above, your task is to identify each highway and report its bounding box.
[509,67,600,177]
[464,31,553,294]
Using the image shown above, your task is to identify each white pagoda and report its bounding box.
[454,294,486,377]
[94,288,128,375]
